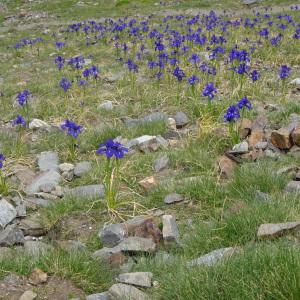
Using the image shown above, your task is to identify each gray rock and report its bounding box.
[59,163,74,173]
[255,190,269,201]
[98,101,113,111]
[257,221,300,238]
[243,0,260,5]
[117,237,156,254]
[108,283,149,300]
[154,155,170,172]
[0,224,24,246]
[285,181,300,193]
[19,218,47,237]
[99,223,126,247]
[19,290,37,300]
[65,184,104,199]
[290,78,300,85]
[277,166,298,176]
[24,241,53,257]
[74,161,92,177]
[29,119,51,131]
[24,197,50,208]
[0,199,17,228]
[38,151,59,172]
[116,272,153,288]
[187,247,238,267]
[162,215,179,245]
[174,111,189,128]
[164,193,184,204]
[86,292,108,300]
[25,170,61,195]
[230,141,249,154]
[103,71,125,83]
[58,240,87,252]
[126,135,156,149]
[92,247,122,261]
[156,135,169,149]
[124,112,167,127]
[255,141,268,150]
[265,149,280,160]
[39,183,56,193]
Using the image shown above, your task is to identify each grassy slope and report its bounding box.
[0,0,300,298]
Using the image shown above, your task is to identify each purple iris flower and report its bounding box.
[202,82,217,100]
[61,120,82,138]
[59,77,72,92]
[12,115,26,127]
[237,97,252,110]
[224,105,240,122]
[279,65,291,80]
[96,139,128,159]
[17,90,31,106]
[0,153,5,169]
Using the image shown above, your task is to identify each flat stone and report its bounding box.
[24,197,50,209]
[138,176,157,191]
[217,155,236,178]
[0,199,17,228]
[99,223,126,247]
[92,247,123,261]
[117,237,156,254]
[257,221,300,238]
[162,215,179,245]
[276,166,298,176]
[230,141,249,154]
[0,224,24,246]
[126,135,156,149]
[98,101,113,111]
[187,247,238,267]
[243,0,260,5]
[29,119,51,131]
[19,218,47,237]
[174,111,189,128]
[24,241,53,257]
[124,112,167,127]
[13,165,36,187]
[59,163,74,173]
[290,78,300,85]
[108,283,149,300]
[99,216,154,248]
[25,170,61,195]
[164,193,184,204]
[255,141,268,150]
[65,184,104,199]
[74,161,92,177]
[271,128,292,150]
[38,151,59,172]
[154,155,170,172]
[116,272,153,288]
[57,240,87,252]
[19,290,37,300]
[86,292,109,300]
[103,71,125,83]
[285,181,300,193]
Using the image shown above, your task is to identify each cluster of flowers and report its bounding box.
[13,38,43,49]
[0,154,5,169]
[224,97,252,122]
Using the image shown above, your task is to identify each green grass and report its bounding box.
[0,0,299,298]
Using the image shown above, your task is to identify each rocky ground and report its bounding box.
[0,0,300,299]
